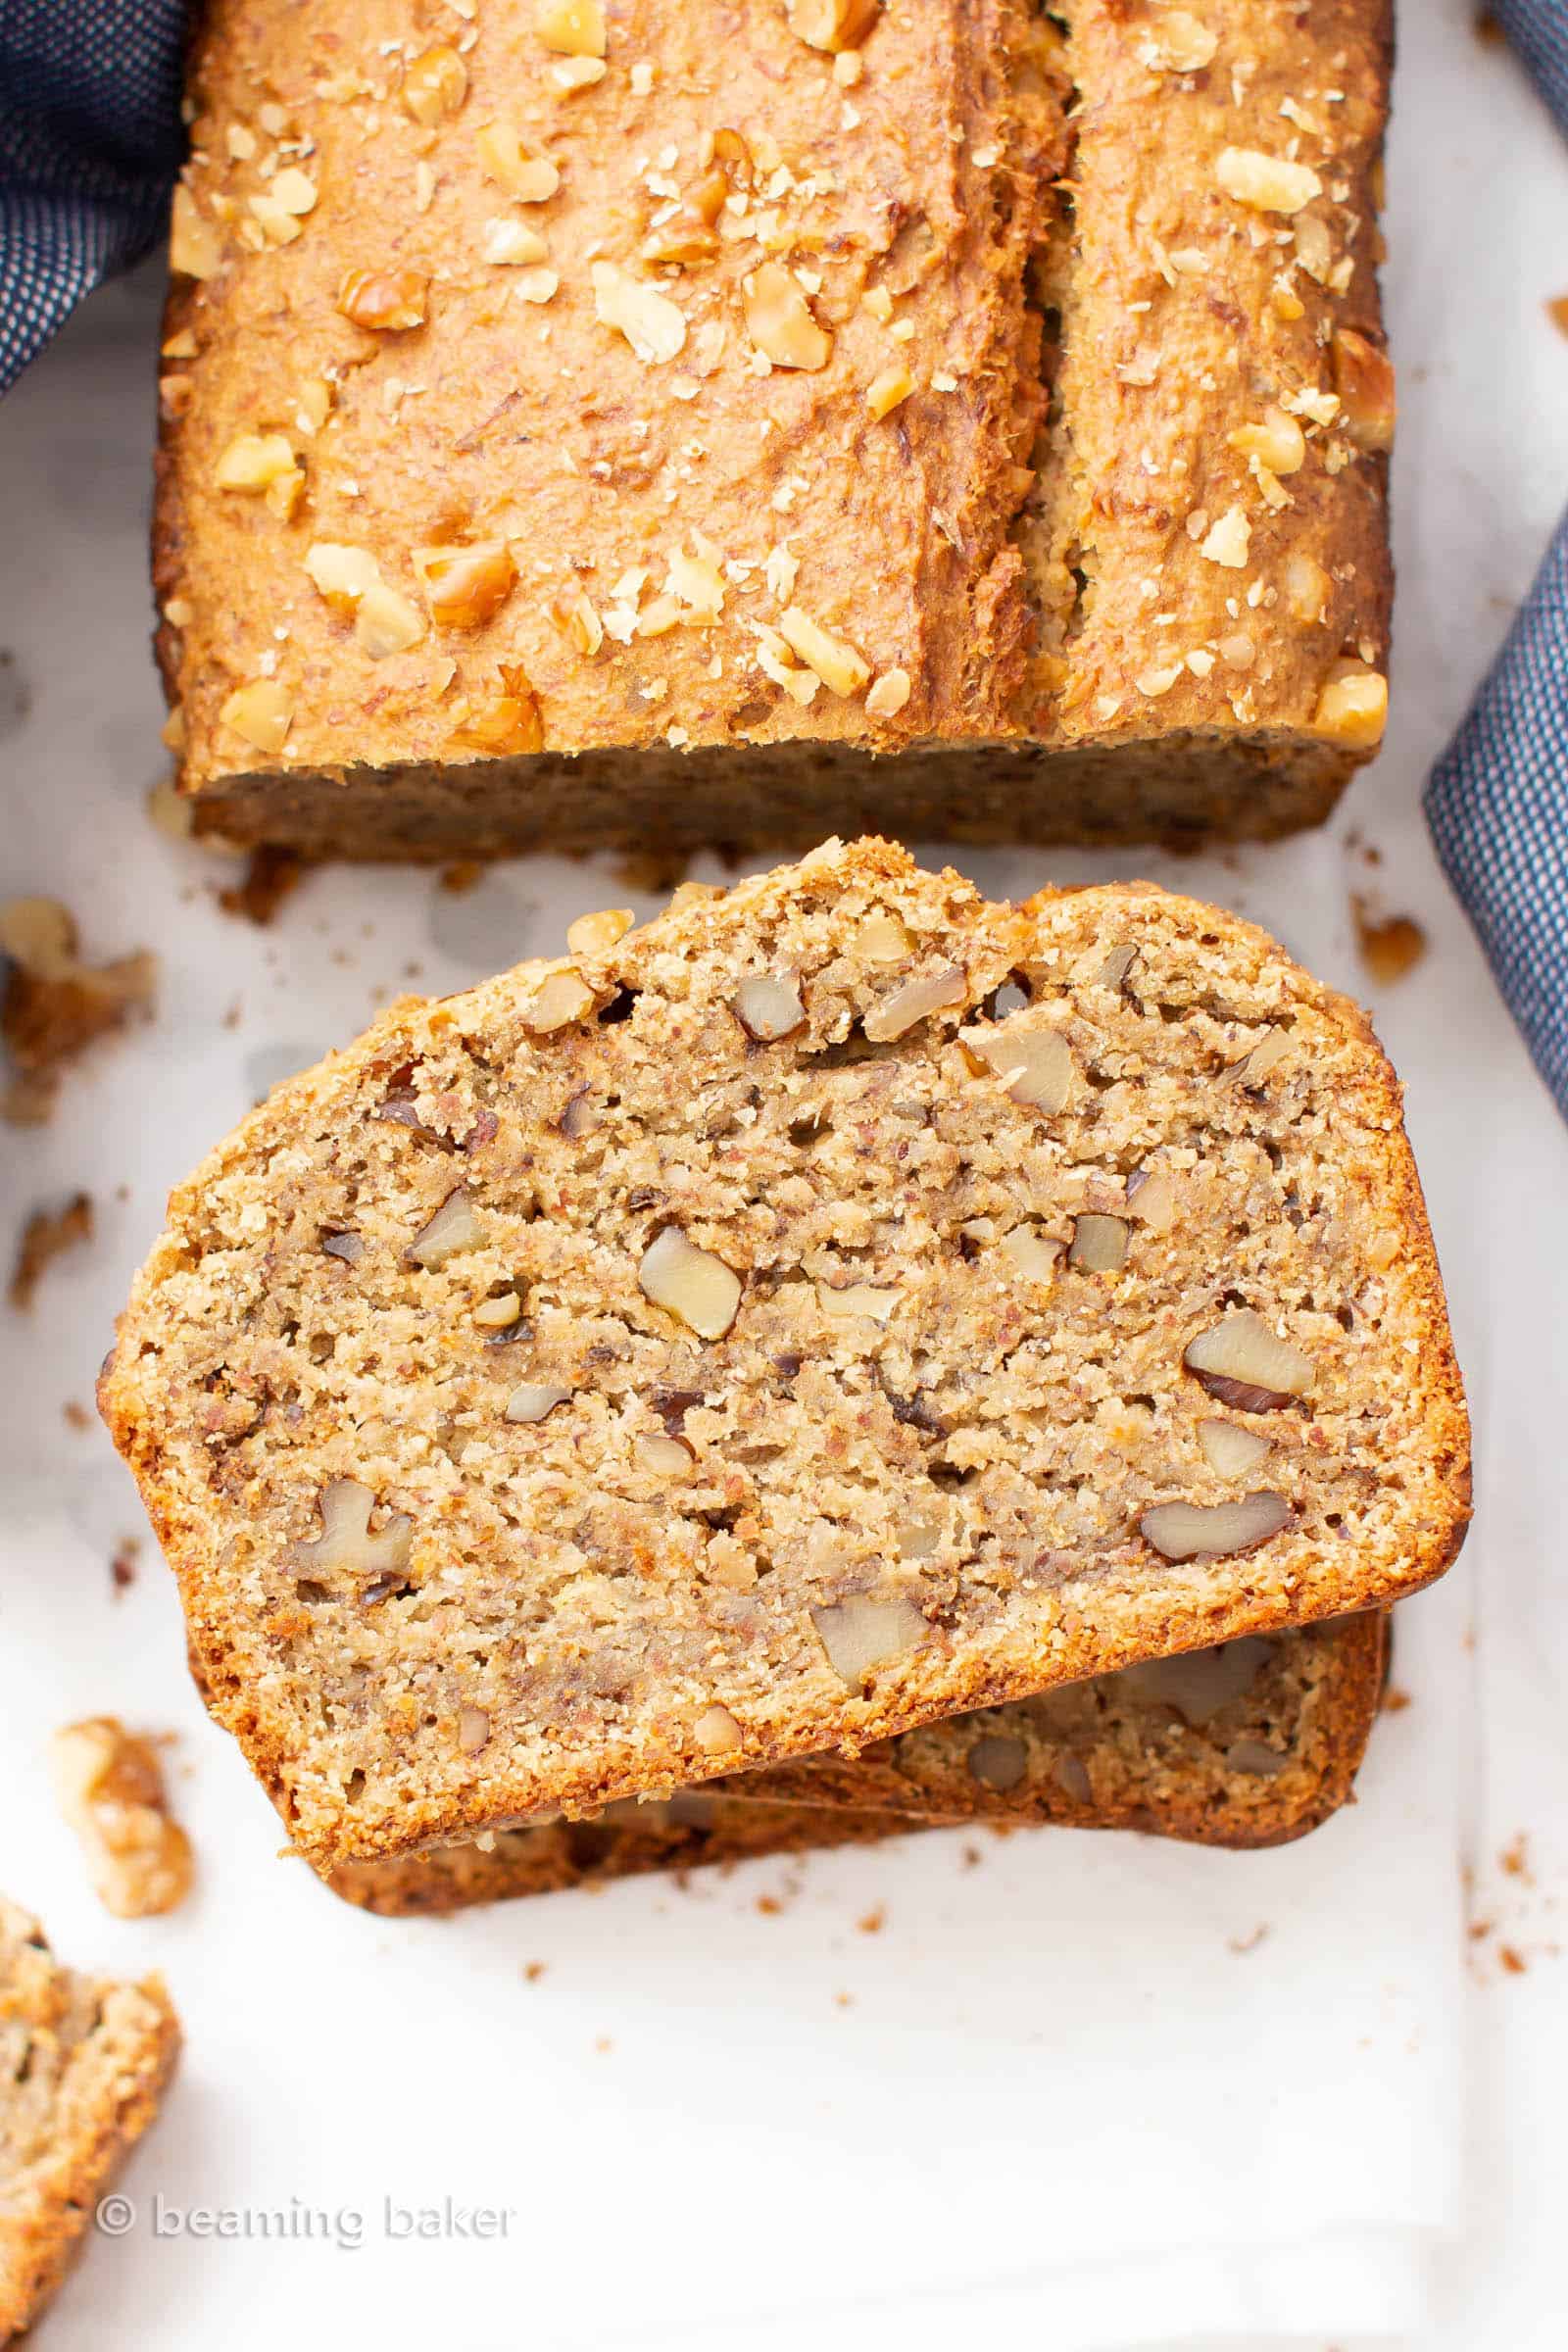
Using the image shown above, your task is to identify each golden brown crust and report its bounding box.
[0,1901,180,2341]
[101,841,1467,1872]
[152,0,1392,856]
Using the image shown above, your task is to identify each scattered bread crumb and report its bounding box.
[1382,1685,1412,1714]
[111,1540,140,1594]
[1498,1944,1527,1976]
[856,1905,886,1936]
[1351,897,1427,985]
[50,1718,195,1919]
[522,1960,547,1983]
[1546,296,1568,337]
[1499,1834,1532,1885]
[218,847,307,926]
[756,1892,782,1916]
[62,1399,93,1432]
[1228,1923,1271,1955]
[439,860,485,896]
[10,1192,93,1309]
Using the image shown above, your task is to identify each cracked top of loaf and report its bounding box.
[155,0,1394,798]
[102,840,1467,1871]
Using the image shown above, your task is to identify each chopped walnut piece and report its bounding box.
[483,218,550,266]
[536,0,606,54]
[1144,9,1217,70]
[999,1225,1063,1285]
[1124,1166,1177,1231]
[292,1479,414,1590]
[522,967,596,1032]
[170,183,221,278]
[777,606,869,696]
[453,667,544,755]
[787,0,881,50]
[505,1382,572,1422]
[51,1718,194,1919]
[865,668,911,718]
[1140,1493,1291,1561]
[214,431,300,497]
[1224,1025,1292,1087]
[591,262,687,364]
[1313,660,1388,749]
[865,364,914,420]
[1069,1213,1128,1274]
[744,264,833,371]
[220,679,294,753]
[1285,552,1331,626]
[816,1281,901,1323]
[864,964,966,1042]
[638,1226,742,1341]
[1215,147,1322,215]
[734,973,807,1040]
[967,1733,1028,1790]
[304,541,381,612]
[355,580,427,660]
[403,44,468,124]
[566,907,635,956]
[1198,1421,1274,1480]
[857,908,910,964]
[1229,409,1305,475]
[1121,1637,1275,1723]
[961,1019,1073,1113]
[1332,328,1396,454]
[10,1192,93,1309]
[473,1290,522,1331]
[811,1592,928,1689]
[693,1702,743,1754]
[476,124,561,203]
[458,1706,491,1753]
[414,541,517,630]
[337,268,430,331]
[407,1188,483,1268]
[1184,1309,1314,1409]
[1199,506,1250,567]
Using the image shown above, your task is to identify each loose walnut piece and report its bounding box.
[292,1480,414,1589]
[1332,329,1396,454]
[51,1718,194,1919]
[787,0,881,51]
[1069,1213,1128,1274]
[745,264,833,371]
[1215,147,1322,214]
[1185,1309,1315,1410]
[337,269,430,331]
[1198,1420,1274,1480]
[1312,661,1388,749]
[592,262,687,364]
[407,1188,483,1268]
[414,541,517,630]
[864,964,966,1042]
[961,1019,1073,1113]
[1139,1493,1292,1561]
[638,1227,742,1340]
[693,1703,743,1754]
[220,680,293,753]
[734,973,807,1041]
[9,1193,93,1309]
[403,45,468,124]
[505,1382,571,1423]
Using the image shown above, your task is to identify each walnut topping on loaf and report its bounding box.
[101,841,1467,1872]
[152,1,1395,858]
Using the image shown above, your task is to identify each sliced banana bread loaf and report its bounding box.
[102,840,1467,1871]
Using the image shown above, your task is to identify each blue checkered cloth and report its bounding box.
[0,0,185,395]
[1425,0,1568,1115]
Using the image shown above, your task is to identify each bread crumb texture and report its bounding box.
[101,841,1468,1871]
[155,0,1394,855]
[0,1899,179,2341]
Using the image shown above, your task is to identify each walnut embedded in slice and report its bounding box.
[1139,1493,1292,1561]
[864,965,966,1042]
[1184,1309,1315,1411]
[292,1480,414,1592]
[505,1382,571,1423]
[966,1733,1028,1790]
[638,1226,742,1340]
[999,1225,1063,1285]
[50,1718,194,1919]
[811,1592,928,1688]
[1198,1420,1274,1480]
[693,1703,743,1754]
[733,973,807,1041]
[407,1188,483,1268]
[1120,1637,1275,1724]
[1068,1214,1128,1274]
[960,1017,1073,1112]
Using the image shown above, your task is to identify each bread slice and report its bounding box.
[0,1899,179,2342]
[326,1794,906,1918]
[156,0,1392,858]
[328,1613,1389,1917]
[101,840,1467,1871]
[748,1612,1388,1841]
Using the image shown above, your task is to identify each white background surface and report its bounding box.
[2,1,1565,2344]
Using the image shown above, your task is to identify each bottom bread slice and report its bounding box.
[325,1796,909,1918]
[324,1617,1386,1917]
[0,1899,179,2343]
[744,1614,1387,1842]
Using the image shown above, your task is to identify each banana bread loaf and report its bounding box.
[156,0,1393,858]
[0,1899,179,2342]
[102,841,1467,1871]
